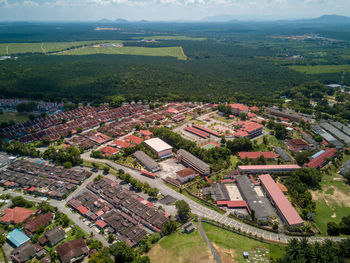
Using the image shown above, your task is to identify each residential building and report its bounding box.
[230,104,249,115]
[7,229,30,248]
[24,213,53,236]
[0,207,34,224]
[39,227,66,247]
[304,148,337,169]
[56,238,89,263]
[176,168,196,184]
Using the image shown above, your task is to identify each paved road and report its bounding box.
[198,217,221,263]
[83,156,348,244]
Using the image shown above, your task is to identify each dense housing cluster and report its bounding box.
[0,160,91,199]
[68,178,169,246]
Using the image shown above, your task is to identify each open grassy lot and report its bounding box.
[0,112,31,123]
[148,222,284,263]
[202,222,285,263]
[147,223,215,263]
[133,35,207,41]
[0,41,121,55]
[311,164,350,235]
[55,46,187,60]
[288,64,350,74]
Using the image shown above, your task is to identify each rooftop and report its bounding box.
[176,168,196,178]
[0,207,34,224]
[238,152,278,160]
[259,174,303,226]
[7,228,30,248]
[144,137,172,152]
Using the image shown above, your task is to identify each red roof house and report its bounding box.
[0,207,34,224]
[110,140,130,149]
[100,146,119,157]
[95,220,107,229]
[304,148,337,169]
[124,134,143,145]
[238,152,279,160]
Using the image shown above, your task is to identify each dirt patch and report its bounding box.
[212,243,237,263]
[147,244,215,263]
[331,213,336,218]
[311,187,350,207]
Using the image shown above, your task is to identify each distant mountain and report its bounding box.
[97,18,113,23]
[308,14,350,23]
[114,19,129,23]
[201,15,239,22]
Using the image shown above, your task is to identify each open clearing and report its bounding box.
[55,46,187,60]
[147,223,215,263]
[202,222,285,263]
[0,112,31,123]
[148,222,284,263]
[133,35,207,41]
[288,64,350,74]
[0,41,118,55]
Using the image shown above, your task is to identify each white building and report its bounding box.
[144,138,173,158]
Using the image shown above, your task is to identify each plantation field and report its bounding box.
[0,40,122,55]
[288,64,350,74]
[56,46,187,60]
[133,35,207,41]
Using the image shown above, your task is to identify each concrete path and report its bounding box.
[198,217,222,263]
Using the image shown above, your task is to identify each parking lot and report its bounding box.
[158,158,186,179]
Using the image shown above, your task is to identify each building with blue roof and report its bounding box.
[312,150,325,159]
[6,228,30,248]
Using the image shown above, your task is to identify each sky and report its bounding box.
[0,0,349,21]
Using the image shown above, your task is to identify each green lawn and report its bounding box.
[202,222,285,263]
[288,64,350,74]
[314,198,350,235]
[55,46,187,60]
[147,223,214,263]
[0,112,31,123]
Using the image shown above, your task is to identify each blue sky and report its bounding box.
[0,0,349,21]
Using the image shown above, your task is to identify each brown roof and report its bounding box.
[176,168,196,178]
[0,207,34,224]
[24,213,53,234]
[56,238,88,263]
[45,226,66,246]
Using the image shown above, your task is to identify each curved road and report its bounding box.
[83,155,347,244]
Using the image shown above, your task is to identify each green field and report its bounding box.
[0,41,122,55]
[312,163,350,235]
[133,35,207,41]
[288,64,350,74]
[0,112,31,123]
[203,222,285,263]
[147,222,284,263]
[55,46,187,60]
[147,223,214,263]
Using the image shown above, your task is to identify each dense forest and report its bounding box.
[0,21,349,105]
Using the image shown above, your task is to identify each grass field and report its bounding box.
[288,64,350,74]
[147,223,215,263]
[203,222,285,263]
[147,222,285,263]
[312,159,350,235]
[133,35,207,41]
[0,40,121,55]
[0,112,31,123]
[55,46,187,60]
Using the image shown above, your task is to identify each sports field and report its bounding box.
[288,64,350,74]
[55,46,187,60]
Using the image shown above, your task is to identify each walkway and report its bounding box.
[198,217,221,263]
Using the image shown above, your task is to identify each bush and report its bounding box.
[327,221,340,236]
